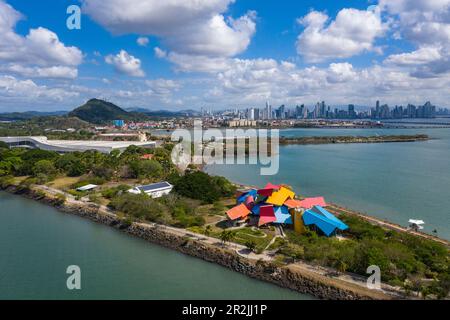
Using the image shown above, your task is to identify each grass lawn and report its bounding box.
[47,176,81,190]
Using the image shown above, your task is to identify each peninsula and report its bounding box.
[0,139,448,300]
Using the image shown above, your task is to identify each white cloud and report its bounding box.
[0,64,78,79]
[105,50,145,77]
[146,78,181,94]
[0,1,83,78]
[137,36,149,47]
[385,47,442,66]
[82,0,256,66]
[380,0,450,78]
[327,63,357,83]
[154,47,167,58]
[0,75,79,102]
[296,7,386,62]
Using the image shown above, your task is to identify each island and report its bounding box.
[279,134,430,145]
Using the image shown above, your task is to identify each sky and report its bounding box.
[0,0,449,112]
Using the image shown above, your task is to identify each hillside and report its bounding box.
[0,111,67,121]
[69,99,138,124]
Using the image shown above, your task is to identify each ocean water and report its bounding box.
[0,192,311,300]
[206,127,450,240]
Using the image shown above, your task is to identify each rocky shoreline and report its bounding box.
[1,184,394,300]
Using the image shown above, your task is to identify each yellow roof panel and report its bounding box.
[266,186,295,206]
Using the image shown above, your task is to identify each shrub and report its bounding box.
[109,193,171,224]
[172,171,235,204]
[101,185,130,199]
[0,175,14,189]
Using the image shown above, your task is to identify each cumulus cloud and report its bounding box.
[296,7,386,62]
[82,0,256,71]
[105,50,145,77]
[0,64,78,79]
[146,78,181,94]
[0,75,79,102]
[0,1,82,79]
[385,47,442,66]
[380,0,450,78]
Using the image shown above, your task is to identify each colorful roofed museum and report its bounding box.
[226,183,348,237]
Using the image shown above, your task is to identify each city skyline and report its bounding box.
[202,100,448,121]
[0,1,450,112]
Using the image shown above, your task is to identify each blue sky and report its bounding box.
[0,0,449,111]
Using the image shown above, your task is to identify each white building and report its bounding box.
[0,136,156,154]
[128,181,173,198]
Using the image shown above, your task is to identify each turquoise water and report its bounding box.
[0,192,311,300]
[206,127,450,240]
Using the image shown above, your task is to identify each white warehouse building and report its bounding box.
[128,181,173,198]
[0,136,156,154]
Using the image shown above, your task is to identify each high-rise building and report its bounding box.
[265,101,272,120]
[348,104,356,119]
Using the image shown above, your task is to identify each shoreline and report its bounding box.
[1,184,399,300]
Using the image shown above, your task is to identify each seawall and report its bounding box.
[1,185,393,300]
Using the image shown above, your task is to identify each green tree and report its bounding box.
[219,230,234,245]
[245,240,257,252]
[130,160,163,179]
[173,171,233,204]
[32,160,57,177]
[204,225,212,237]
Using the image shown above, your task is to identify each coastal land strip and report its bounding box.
[4,183,447,300]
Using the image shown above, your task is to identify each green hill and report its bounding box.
[69,99,136,124]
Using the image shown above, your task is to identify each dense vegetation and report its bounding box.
[0,143,179,183]
[109,193,206,228]
[170,171,236,203]
[0,143,230,228]
[279,214,450,298]
[0,111,67,121]
[0,116,92,140]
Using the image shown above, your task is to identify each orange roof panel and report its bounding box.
[226,203,251,220]
[284,199,303,209]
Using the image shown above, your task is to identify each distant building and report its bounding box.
[113,119,125,127]
[228,120,257,127]
[128,181,173,198]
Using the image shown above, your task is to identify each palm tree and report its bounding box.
[245,240,257,253]
[204,225,212,236]
[219,230,233,245]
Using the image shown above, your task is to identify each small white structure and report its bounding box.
[128,181,173,198]
[76,184,98,192]
[408,219,425,231]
